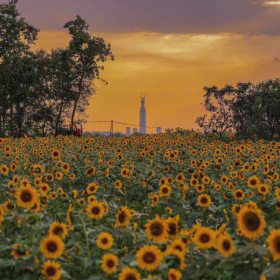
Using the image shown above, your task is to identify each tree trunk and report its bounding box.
[71,73,84,134]
[55,99,64,136]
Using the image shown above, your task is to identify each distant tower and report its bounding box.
[156,127,161,134]
[126,127,131,136]
[133,127,137,134]
[139,92,147,134]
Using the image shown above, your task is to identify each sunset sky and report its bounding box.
[9,0,280,133]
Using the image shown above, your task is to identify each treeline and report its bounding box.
[0,0,114,137]
[196,78,280,141]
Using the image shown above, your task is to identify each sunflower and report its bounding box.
[115,207,131,227]
[145,215,168,243]
[169,239,188,255]
[52,150,60,159]
[121,168,129,178]
[267,229,280,261]
[87,201,105,220]
[247,176,260,189]
[101,253,119,274]
[159,185,172,197]
[176,173,185,183]
[0,164,9,175]
[4,200,15,212]
[11,244,29,259]
[45,174,54,182]
[40,183,50,194]
[166,216,180,239]
[168,268,182,280]
[152,195,159,205]
[119,267,141,280]
[136,245,163,271]
[87,183,99,194]
[40,234,65,259]
[86,167,96,177]
[192,227,216,249]
[197,194,211,208]
[196,184,205,193]
[114,180,122,189]
[234,190,245,201]
[232,204,242,216]
[41,260,62,280]
[55,172,63,180]
[67,204,74,230]
[258,184,269,196]
[61,163,70,173]
[16,185,39,209]
[97,232,114,250]
[49,222,68,239]
[237,206,267,240]
[216,234,236,257]
[77,198,86,206]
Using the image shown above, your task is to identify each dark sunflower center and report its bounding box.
[236,192,242,198]
[15,249,25,256]
[87,168,94,174]
[46,241,58,253]
[162,187,168,194]
[168,222,177,236]
[118,211,127,223]
[143,252,156,263]
[150,222,164,236]
[90,187,95,191]
[126,273,137,280]
[91,207,100,215]
[274,237,280,253]
[201,197,208,204]
[174,245,183,252]
[222,240,231,251]
[7,203,14,210]
[47,175,53,180]
[53,152,59,157]
[250,179,257,185]
[46,266,56,276]
[53,226,63,235]
[107,260,115,268]
[20,190,32,202]
[199,233,210,243]
[261,187,266,192]
[102,238,108,244]
[243,212,260,231]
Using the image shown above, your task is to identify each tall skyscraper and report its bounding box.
[156,127,161,134]
[139,92,146,134]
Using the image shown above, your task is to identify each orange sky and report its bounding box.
[31,30,279,133]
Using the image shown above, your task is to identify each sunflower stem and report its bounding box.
[78,215,90,258]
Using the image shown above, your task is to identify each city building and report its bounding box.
[126,127,131,136]
[139,92,146,134]
[133,127,138,134]
[156,127,161,134]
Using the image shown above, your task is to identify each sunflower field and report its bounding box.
[0,131,280,280]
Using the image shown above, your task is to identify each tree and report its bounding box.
[0,0,39,58]
[63,15,115,133]
[196,78,280,141]
[230,78,280,140]
[196,84,236,138]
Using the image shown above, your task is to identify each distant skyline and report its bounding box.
[6,0,280,133]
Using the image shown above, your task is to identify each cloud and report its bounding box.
[0,0,277,36]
